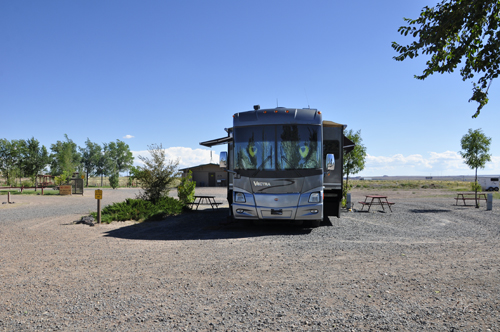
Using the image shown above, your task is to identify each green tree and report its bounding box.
[95,143,110,187]
[0,139,22,186]
[20,137,50,186]
[102,140,133,189]
[135,143,180,203]
[129,165,144,187]
[343,129,367,203]
[105,140,134,174]
[392,0,500,118]
[79,138,102,187]
[50,134,81,181]
[459,128,492,208]
[178,170,196,205]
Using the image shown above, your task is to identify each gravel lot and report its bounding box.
[1,187,499,331]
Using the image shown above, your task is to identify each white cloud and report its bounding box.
[132,146,218,169]
[123,135,134,139]
[131,147,499,176]
[363,151,499,176]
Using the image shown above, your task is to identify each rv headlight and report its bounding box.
[234,192,246,203]
[308,192,320,203]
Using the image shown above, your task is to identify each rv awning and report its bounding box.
[343,135,355,153]
[200,136,233,147]
[323,120,345,128]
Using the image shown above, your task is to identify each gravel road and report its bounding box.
[1,188,499,331]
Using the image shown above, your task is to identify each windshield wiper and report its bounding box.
[279,155,302,177]
[252,154,273,177]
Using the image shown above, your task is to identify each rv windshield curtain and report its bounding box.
[234,125,321,171]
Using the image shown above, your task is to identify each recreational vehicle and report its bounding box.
[200,106,354,226]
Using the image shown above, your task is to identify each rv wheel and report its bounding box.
[495,187,499,191]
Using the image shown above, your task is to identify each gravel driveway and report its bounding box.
[1,188,499,331]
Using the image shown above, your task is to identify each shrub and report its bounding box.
[342,180,352,208]
[91,196,184,223]
[55,171,71,186]
[109,172,119,189]
[21,180,33,187]
[470,181,482,192]
[178,170,196,205]
[135,144,180,203]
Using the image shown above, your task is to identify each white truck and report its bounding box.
[478,176,499,191]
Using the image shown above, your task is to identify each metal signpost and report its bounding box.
[95,189,103,224]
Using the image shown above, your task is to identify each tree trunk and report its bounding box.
[345,173,349,197]
[475,167,479,208]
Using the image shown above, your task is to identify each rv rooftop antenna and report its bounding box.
[304,89,310,108]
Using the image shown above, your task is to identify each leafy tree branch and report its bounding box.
[392,0,500,117]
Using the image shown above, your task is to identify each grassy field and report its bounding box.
[0,189,60,196]
[1,178,499,199]
[349,179,500,199]
[350,179,469,190]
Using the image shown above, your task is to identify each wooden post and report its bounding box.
[97,199,101,224]
[95,189,103,224]
[7,192,10,203]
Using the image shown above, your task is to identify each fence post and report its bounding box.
[487,193,493,211]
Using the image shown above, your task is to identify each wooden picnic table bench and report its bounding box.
[187,195,223,210]
[359,195,394,212]
[454,192,488,206]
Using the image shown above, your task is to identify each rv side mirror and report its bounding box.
[326,154,335,171]
[219,151,227,168]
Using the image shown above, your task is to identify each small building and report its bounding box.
[180,163,227,187]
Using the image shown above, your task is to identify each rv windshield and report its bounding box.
[234,125,321,171]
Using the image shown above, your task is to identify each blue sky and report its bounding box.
[1,0,499,176]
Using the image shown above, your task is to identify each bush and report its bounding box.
[178,170,196,205]
[21,180,33,187]
[470,181,482,192]
[91,196,185,223]
[342,180,352,208]
[109,172,119,189]
[136,144,180,203]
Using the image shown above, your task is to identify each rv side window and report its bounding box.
[323,140,340,163]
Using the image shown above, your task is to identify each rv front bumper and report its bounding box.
[232,203,323,221]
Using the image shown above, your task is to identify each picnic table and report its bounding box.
[454,192,488,206]
[359,195,394,212]
[188,195,223,210]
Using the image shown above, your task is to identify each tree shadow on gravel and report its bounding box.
[103,208,313,241]
[409,209,452,213]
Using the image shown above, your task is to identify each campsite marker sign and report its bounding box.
[95,190,102,223]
